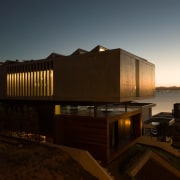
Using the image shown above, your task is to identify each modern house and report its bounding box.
[0,45,155,163]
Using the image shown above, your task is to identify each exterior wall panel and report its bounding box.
[119,51,136,101]
[54,109,141,164]
[54,115,109,163]
[138,60,155,98]
[0,47,155,103]
[53,50,120,102]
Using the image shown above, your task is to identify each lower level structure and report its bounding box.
[54,105,142,164]
[0,101,154,164]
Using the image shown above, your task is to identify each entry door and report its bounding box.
[110,121,118,149]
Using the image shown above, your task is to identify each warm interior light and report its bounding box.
[99,47,105,52]
[55,105,61,115]
[7,69,54,97]
[125,119,131,126]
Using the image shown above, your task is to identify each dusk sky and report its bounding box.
[1,0,180,87]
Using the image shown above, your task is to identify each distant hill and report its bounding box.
[156,86,180,91]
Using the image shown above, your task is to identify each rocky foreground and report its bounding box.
[0,139,97,180]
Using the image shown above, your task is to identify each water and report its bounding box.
[137,90,180,115]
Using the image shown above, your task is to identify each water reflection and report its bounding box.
[137,90,180,115]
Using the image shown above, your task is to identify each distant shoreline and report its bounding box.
[156,86,180,91]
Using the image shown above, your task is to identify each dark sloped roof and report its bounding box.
[71,48,88,56]
[46,52,65,59]
[90,45,109,53]
[4,60,19,64]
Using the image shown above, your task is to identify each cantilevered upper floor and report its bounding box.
[0,45,155,103]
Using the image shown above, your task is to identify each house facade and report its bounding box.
[0,45,155,163]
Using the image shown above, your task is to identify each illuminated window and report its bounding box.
[16,73,19,96]
[43,70,46,96]
[119,118,131,137]
[7,74,10,96]
[55,105,61,115]
[6,63,54,97]
[20,72,24,96]
[40,71,43,96]
[99,47,106,52]
[30,72,33,96]
[26,72,29,96]
[14,73,17,96]
[36,71,39,96]
[50,69,53,96]
[47,70,50,96]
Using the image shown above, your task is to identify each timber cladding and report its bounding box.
[54,109,142,164]
[54,114,108,163]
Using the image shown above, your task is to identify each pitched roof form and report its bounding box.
[46,52,65,59]
[47,45,109,58]
[71,48,88,56]
[90,45,109,53]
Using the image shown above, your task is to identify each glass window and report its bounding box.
[6,64,54,97]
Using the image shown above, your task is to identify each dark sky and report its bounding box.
[1,0,180,86]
